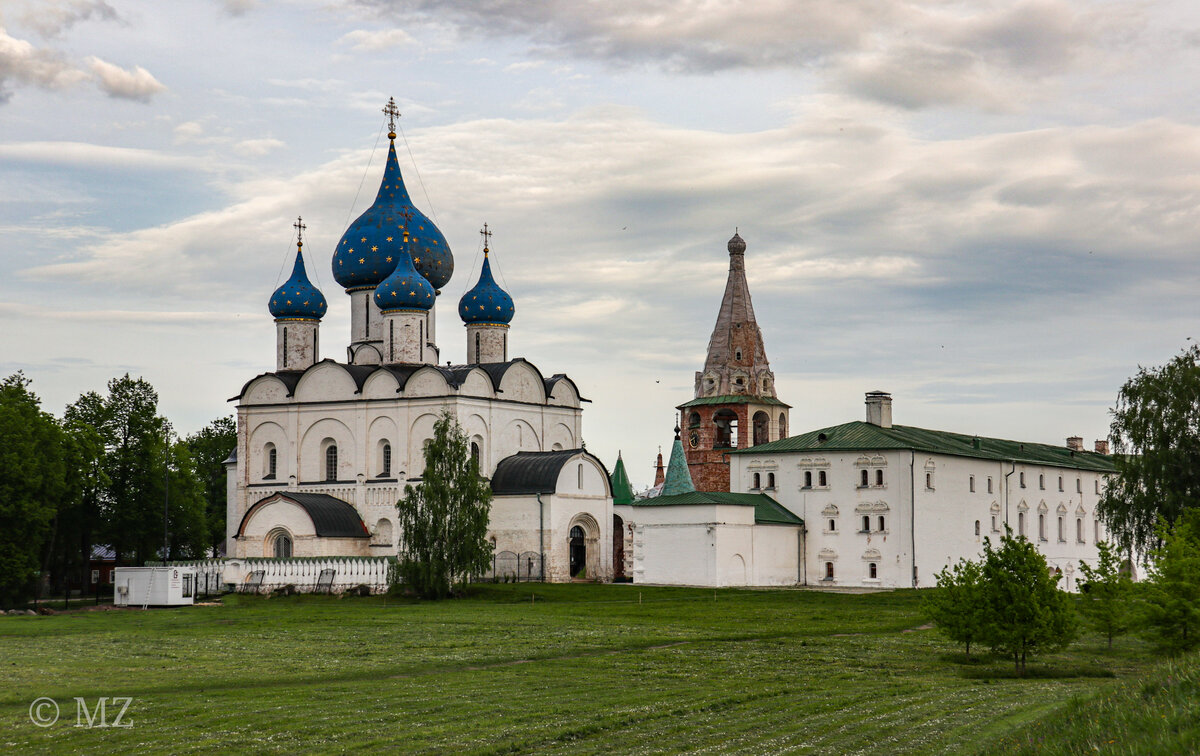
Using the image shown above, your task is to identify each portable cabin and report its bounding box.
[113,566,196,607]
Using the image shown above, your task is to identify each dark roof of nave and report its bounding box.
[735,420,1116,472]
[631,491,803,526]
[238,492,369,538]
[491,448,611,496]
[232,358,585,402]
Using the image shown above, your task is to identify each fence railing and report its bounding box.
[165,557,394,595]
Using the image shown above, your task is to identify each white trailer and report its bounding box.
[113,567,196,607]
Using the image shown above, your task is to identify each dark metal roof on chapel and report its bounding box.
[238,492,369,538]
[491,449,609,495]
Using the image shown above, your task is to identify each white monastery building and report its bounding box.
[615,233,1117,589]
[225,102,613,582]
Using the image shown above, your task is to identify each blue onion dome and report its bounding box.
[458,247,514,325]
[373,230,435,312]
[269,241,327,321]
[332,137,454,292]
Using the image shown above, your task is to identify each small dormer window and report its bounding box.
[735,349,742,360]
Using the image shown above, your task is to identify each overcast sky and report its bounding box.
[3,0,1199,488]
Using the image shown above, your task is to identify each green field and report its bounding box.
[0,585,1171,754]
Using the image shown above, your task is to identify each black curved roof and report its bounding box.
[491,449,610,495]
[238,492,369,538]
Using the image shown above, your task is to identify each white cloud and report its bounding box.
[174,121,205,143]
[0,141,204,170]
[0,27,89,101]
[220,0,256,16]
[86,56,166,101]
[336,28,414,52]
[15,0,119,37]
[233,137,285,156]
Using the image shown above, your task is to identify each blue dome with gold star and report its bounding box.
[270,246,327,321]
[374,232,435,312]
[458,250,514,325]
[331,138,454,292]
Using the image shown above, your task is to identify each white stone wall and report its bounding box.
[382,310,434,365]
[731,449,1115,590]
[276,320,319,371]
[467,323,508,364]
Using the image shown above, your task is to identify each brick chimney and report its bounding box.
[865,391,892,428]
[1066,436,1084,452]
[1094,440,1110,455]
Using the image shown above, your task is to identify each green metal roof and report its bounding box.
[733,420,1116,473]
[661,438,696,496]
[677,394,791,409]
[609,453,636,506]
[632,491,803,526]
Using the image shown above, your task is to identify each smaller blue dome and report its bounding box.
[374,233,435,312]
[270,246,327,321]
[459,250,514,325]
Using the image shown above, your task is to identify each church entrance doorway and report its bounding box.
[612,515,625,581]
[569,525,586,578]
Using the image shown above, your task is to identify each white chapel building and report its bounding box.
[224,105,613,582]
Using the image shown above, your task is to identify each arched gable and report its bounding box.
[499,361,547,404]
[248,420,289,482]
[241,375,292,405]
[362,370,401,399]
[545,375,581,408]
[367,415,398,477]
[548,422,575,451]
[555,453,611,497]
[460,369,495,397]
[294,361,360,403]
[409,412,440,474]
[299,417,355,482]
[501,418,540,453]
[403,367,451,398]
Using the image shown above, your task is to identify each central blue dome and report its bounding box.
[374,232,435,312]
[270,246,327,321]
[332,139,453,292]
[459,250,514,325]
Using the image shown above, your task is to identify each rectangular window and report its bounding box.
[991,515,998,532]
[1019,472,1026,488]
[987,477,993,494]
[969,475,975,493]
[1095,479,1100,495]
[1039,474,1044,490]
[1058,476,1064,492]
[1076,478,1082,493]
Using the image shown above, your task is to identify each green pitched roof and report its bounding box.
[609,453,636,506]
[633,491,803,526]
[734,421,1116,473]
[677,394,791,409]
[661,438,696,496]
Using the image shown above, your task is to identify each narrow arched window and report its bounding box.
[1039,473,1044,490]
[474,332,481,362]
[753,472,761,489]
[878,515,885,532]
[264,444,277,480]
[828,518,836,531]
[273,532,292,559]
[382,443,391,476]
[1057,516,1064,542]
[974,520,980,536]
[325,444,338,481]
[860,469,869,487]
[1076,518,1083,542]
[875,469,883,486]
[804,471,813,488]
[825,562,834,580]
[925,472,933,489]
[991,515,997,531]
[1018,511,1026,536]
[861,515,870,532]
[1058,476,1064,492]
[578,464,584,489]
[868,562,877,579]
[767,472,775,489]
[471,441,481,465]
[818,470,827,487]
[1038,513,1046,540]
[1019,472,1026,488]
[778,413,786,439]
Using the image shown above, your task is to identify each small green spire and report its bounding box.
[661,426,695,496]
[610,451,636,506]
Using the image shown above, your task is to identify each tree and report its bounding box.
[394,411,493,599]
[924,558,987,658]
[51,392,109,596]
[1077,540,1134,649]
[0,373,66,607]
[1140,511,1200,654]
[979,531,1077,675]
[1100,344,1200,557]
[165,440,210,560]
[184,416,236,556]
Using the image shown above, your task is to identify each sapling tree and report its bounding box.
[925,558,986,658]
[1077,540,1133,649]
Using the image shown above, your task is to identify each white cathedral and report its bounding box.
[224,104,614,582]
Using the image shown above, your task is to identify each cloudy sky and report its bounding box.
[3,0,1199,487]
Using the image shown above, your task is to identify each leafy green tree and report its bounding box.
[1100,344,1200,557]
[925,558,987,658]
[979,532,1077,675]
[51,392,109,594]
[184,415,236,555]
[0,373,66,607]
[1141,511,1200,653]
[394,411,493,599]
[165,440,210,560]
[98,374,171,565]
[1077,540,1134,648]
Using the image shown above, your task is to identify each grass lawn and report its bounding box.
[0,585,1164,754]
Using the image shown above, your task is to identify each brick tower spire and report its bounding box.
[677,231,790,491]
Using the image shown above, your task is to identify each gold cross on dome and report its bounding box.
[480,222,492,252]
[383,97,401,133]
